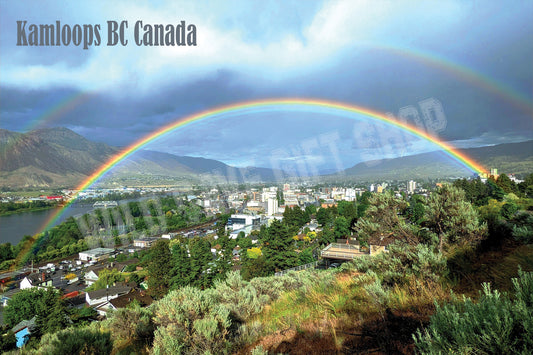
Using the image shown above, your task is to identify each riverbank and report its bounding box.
[0,205,56,217]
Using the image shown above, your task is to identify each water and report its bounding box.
[0,204,95,245]
[0,195,169,245]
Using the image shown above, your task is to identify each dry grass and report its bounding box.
[241,267,446,354]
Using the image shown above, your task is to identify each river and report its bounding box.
[0,195,169,245]
[0,204,95,245]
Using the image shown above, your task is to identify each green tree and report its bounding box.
[487,179,505,201]
[356,191,372,218]
[170,240,192,289]
[355,193,418,246]
[277,189,285,205]
[147,239,174,298]
[4,288,68,338]
[189,237,214,289]
[214,229,234,281]
[262,220,298,272]
[283,206,309,232]
[305,204,317,216]
[425,184,485,252]
[0,243,14,263]
[0,325,16,352]
[86,269,125,291]
[501,202,518,219]
[518,173,533,197]
[298,247,315,265]
[318,228,335,246]
[334,216,350,240]
[407,194,425,225]
[337,200,358,226]
[496,173,518,194]
[316,206,337,227]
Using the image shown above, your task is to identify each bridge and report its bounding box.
[93,201,118,208]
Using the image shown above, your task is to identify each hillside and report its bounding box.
[343,140,533,180]
[0,128,286,188]
[0,128,118,188]
[1,127,531,188]
[110,150,286,183]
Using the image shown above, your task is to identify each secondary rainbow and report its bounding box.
[364,43,533,114]
[36,98,488,235]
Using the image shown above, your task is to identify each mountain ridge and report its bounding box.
[0,127,531,188]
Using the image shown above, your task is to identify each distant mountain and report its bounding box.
[342,140,533,180]
[0,128,118,188]
[0,128,286,188]
[112,150,286,183]
[1,127,531,188]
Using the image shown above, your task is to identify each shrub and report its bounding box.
[350,242,447,287]
[414,270,533,354]
[108,305,154,346]
[32,327,113,355]
[209,271,270,321]
[151,286,233,354]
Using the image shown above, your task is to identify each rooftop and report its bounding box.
[81,248,115,256]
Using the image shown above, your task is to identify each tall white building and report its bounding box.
[267,198,278,216]
[408,180,416,194]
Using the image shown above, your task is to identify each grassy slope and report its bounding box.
[240,242,533,354]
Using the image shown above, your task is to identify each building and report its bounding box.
[79,248,115,262]
[267,198,278,216]
[84,270,100,286]
[133,237,158,248]
[86,285,132,306]
[19,273,53,290]
[227,214,260,231]
[12,317,36,348]
[407,180,416,194]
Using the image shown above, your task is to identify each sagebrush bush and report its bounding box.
[350,243,447,293]
[151,286,233,355]
[414,270,533,354]
[210,271,270,321]
[30,326,113,355]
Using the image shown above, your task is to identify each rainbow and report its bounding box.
[22,91,93,132]
[369,44,533,114]
[34,98,487,234]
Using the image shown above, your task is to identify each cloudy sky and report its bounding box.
[1,0,532,174]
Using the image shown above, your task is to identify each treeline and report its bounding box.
[4,197,211,269]
[77,196,208,237]
[454,172,533,204]
[0,200,56,216]
[144,216,320,299]
[78,190,141,203]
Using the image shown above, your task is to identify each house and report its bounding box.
[89,288,150,317]
[109,289,153,309]
[83,259,139,286]
[12,317,36,348]
[19,273,53,290]
[84,270,100,286]
[86,285,132,306]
